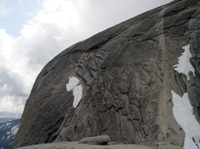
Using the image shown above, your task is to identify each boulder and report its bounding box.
[78,135,110,145]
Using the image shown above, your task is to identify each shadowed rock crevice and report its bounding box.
[13,0,200,149]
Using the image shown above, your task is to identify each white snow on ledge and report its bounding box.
[173,44,195,80]
[172,91,200,149]
[66,76,83,108]
[66,76,80,91]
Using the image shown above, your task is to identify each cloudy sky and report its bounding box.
[0,0,172,118]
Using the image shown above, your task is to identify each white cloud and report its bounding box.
[0,96,24,113]
[0,0,172,118]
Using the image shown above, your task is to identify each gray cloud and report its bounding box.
[0,66,27,97]
[0,66,27,117]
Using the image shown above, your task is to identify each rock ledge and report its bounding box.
[15,142,154,149]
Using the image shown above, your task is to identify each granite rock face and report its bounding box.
[13,0,200,148]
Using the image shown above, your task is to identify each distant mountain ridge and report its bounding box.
[0,119,20,149]
[0,119,18,124]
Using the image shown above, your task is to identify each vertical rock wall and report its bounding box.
[13,0,200,148]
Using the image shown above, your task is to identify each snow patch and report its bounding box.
[172,91,200,149]
[6,131,10,140]
[0,125,4,129]
[66,76,83,108]
[173,44,195,80]
[4,123,11,129]
[66,76,80,91]
[10,125,19,136]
